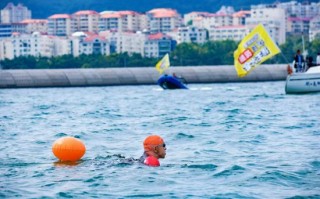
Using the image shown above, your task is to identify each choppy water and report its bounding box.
[0,82,319,199]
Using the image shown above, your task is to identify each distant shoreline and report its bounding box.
[0,64,287,88]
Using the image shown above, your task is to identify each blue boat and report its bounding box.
[157,74,188,89]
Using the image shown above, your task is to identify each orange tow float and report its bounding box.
[52,136,86,162]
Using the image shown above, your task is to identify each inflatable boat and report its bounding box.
[157,74,188,89]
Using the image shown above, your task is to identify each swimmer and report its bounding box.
[139,135,166,167]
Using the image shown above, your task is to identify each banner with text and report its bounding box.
[234,24,280,77]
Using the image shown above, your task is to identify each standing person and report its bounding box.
[306,55,313,69]
[139,135,166,167]
[294,50,304,72]
[316,52,320,66]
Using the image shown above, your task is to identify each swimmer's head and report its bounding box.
[143,135,166,159]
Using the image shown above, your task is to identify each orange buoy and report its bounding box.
[52,136,86,162]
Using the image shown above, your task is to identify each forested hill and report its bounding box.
[0,0,317,19]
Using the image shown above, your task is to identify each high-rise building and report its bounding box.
[0,3,31,23]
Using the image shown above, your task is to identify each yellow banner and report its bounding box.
[155,53,170,74]
[234,24,280,77]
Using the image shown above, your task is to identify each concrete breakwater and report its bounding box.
[0,64,288,88]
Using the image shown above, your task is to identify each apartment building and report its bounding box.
[287,17,312,35]
[19,19,48,34]
[0,37,13,60]
[103,31,145,55]
[276,1,320,18]
[147,8,182,33]
[7,32,54,59]
[80,35,109,55]
[144,33,176,58]
[0,24,12,38]
[185,11,234,31]
[99,11,146,32]
[254,1,320,35]
[246,7,286,44]
[232,10,251,26]
[210,25,248,41]
[167,26,208,44]
[0,3,31,23]
[73,10,100,33]
[183,12,210,26]
[309,15,320,41]
[48,14,74,36]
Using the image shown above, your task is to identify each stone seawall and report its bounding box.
[0,64,288,88]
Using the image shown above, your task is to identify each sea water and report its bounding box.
[0,82,319,199]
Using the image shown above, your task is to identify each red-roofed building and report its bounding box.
[99,10,146,32]
[72,10,100,33]
[74,10,99,16]
[49,14,71,19]
[232,11,251,26]
[84,35,106,42]
[19,19,48,34]
[48,14,74,36]
[71,33,110,56]
[145,32,176,58]
[287,17,312,35]
[147,8,182,33]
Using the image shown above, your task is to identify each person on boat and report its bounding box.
[306,55,314,70]
[139,135,166,167]
[172,73,187,84]
[316,52,320,66]
[172,73,178,78]
[293,49,305,72]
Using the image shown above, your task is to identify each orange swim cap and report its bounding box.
[143,135,164,151]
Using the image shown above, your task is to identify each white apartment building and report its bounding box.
[102,30,145,55]
[73,10,100,33]
[1,32,54,59]
[48,14,74,36]
[0,32,75,60]
[52,36,71,56]
[187,12,213,29]
[210,25,248,41]
[309,15,320,41]
[246,7,286,44]
[102,30,176,58]
[147,8,182,33]
[0,3,31,23]
[0,38,13,60]
[167,26,207,44]
[19,19,48,34]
